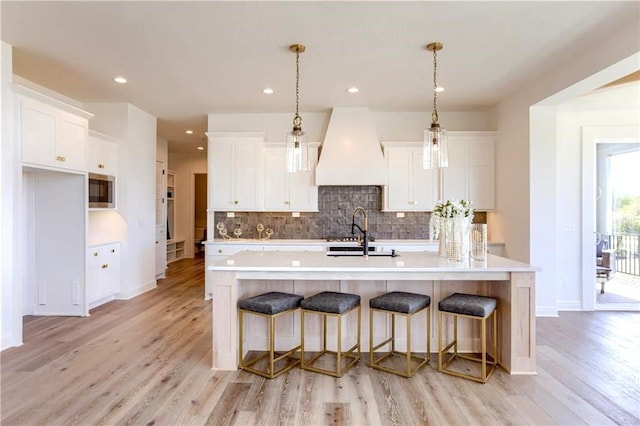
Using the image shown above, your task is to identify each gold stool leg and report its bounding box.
[269,315,275,376]
[369,306,374,366]
[337,313,342,377]
[426,305,431,364]
[238,309,244,368]
[481,316,487,381]
[301,309,306,368]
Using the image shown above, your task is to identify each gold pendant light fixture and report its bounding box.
[423,42,448,170]
[286,43,310,173]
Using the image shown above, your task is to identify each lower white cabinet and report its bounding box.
[87,242,120,309]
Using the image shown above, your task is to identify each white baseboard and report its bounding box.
[557,300,582,311]
[536,305,559,317]
[1,335,23,352]
[118,280,157,300]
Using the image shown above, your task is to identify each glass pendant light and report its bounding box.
[423,42,448,170]
[286,44,310,173]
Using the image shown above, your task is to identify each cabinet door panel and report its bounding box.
[57,113,87,170]
[412,151,436,210]
[264,147,288,210]
[211,140,235,209]
[386,148,412,210]
[87,249,101,303]
[21,99,57,166]
[442,141,467,202]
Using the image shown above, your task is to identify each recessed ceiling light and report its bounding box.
[434,86,445,93]
[185,130,194,134]
[347,87,359,93]
[114,76,127,84]
[197,146,204,150]
[263,88,274,94]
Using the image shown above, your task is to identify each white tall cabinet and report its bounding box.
[16,85,93,317]
[382,132,495,211]
[382,142,437,211]
[208,132,264,212]
[443,132,495,210]
[264,142,319,212]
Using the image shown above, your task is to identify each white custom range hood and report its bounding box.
[315,107,388,186]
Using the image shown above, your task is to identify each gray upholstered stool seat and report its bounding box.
[370,291,431,314]
[239,291,304,315]
[369,291,431,378]
[300,291,361,377]
[438,293,496,318]
[238,291,304,379]
[438,292,498,384]
[301,291,360,314]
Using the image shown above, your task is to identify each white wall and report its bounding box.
[167,151,207,258]
[1,41,22,349]
[494,18,640,316]
[208,110,495,143]
[85,103,158,299]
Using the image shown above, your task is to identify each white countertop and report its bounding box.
[208,250,534,273]
[205,239,504,246]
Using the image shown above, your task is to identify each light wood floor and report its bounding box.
[2,256,639,425]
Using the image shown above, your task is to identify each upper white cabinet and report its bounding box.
[382,143,437,212]
[87,130,118,175]
[443,132,495,210]
[208,132,264,211]
[264,143,319,212]
[17,87,93,172]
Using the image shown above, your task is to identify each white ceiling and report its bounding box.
[2,1,639,152]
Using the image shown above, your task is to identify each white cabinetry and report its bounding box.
[17,88,92,172]
[167,239,185,263]
[87,242,120,309]
[87,130,118,175]
[443,132,495,210]
[264,143,319,212]
[382,143,437,211]
[208,132,264,212]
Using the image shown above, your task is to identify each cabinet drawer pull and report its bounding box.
[56,155,66,162]
[98,164,105,169]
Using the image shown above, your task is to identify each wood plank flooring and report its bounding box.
[2,256,639,425]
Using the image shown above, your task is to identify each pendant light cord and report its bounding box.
[293,49,301,127]
[432,48,439,125]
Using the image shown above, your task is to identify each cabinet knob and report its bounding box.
[218,249,222,253]
[56,155,66,162]
[101,264,108,269]
[233,200,238,205]
[93,252,98,256]
[284,201,290,205]
[98,164,105,169]
[155,241,158,244]
[111,249,115,253]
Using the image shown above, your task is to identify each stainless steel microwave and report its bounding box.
[88,173,115,208]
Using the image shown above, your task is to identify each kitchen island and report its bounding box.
[208,250,536,375]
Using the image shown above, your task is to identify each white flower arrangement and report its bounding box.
[430,199,474,240]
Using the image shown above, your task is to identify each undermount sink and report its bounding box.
[326,250,399,258]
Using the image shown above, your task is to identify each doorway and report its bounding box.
[194,173,207,256]
[583,127,640,311]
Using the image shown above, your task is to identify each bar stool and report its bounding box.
[369,291,431,378]
[300,291,361,377]
[238,291,304,379]
[438,292,497,384]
